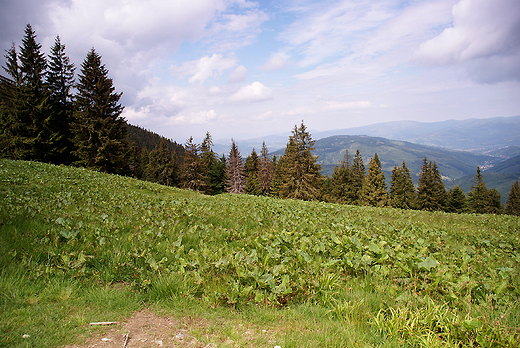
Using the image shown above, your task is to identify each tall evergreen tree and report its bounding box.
[225,139,245,194]
[245,148,261,195]
[467,167,489,214]
[0,25,50,161]
[446,186,467,213]
[331,150,357,204]
[360,153,388,207]
[200,132,219,194]
[0,43,23,158]
[351,149,365,204]
[145,138,180,187]
[19,24,51,162]
[44,35,75,164]
[505,180,520,216]
[270,155,284,198]
[181,136,207,192]
[487,188,502,214]
[71,48,128,173]
[417,158,446,211]
[258,141,274,196]
[279,121,322,201]
[208,155,227,195]
[390,161,416,209]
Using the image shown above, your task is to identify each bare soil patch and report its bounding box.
[64,309,278,348]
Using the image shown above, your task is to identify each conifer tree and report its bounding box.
[140,148,149,179]
[0,25,50,161]
[245,148,261,195]
[279,121,322,201]
[145,138,180,186]
[127,141,141,178]
[0,44,23,158]
[258,141,274,196]
[270,155,284,197]
[225,139,245,194]
[417,158,446,211]
[208,155,227,195]
[71,48,128,173]
[487,188,502,214]
[181,136,207,192]
[390,161,416,209]
[505,180,520,216]
[360,153,388,207]
[467,167,489,214]
[351,149,365,204]
[44,35,75,164]
[331,150,356,204]
[446,186,467,213]
[200,132,219,194]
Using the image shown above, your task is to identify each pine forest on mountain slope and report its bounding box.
[1,24,520,216]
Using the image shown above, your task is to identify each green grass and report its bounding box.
[1,158,519,347]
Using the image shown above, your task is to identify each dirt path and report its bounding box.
[64,309,278,348]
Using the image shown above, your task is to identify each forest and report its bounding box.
[1,24,519,216]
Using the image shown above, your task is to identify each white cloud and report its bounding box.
[415,0,520,64]
[229,81,273,102]
[324,101,371,111]
[172,110,218,125]
[259,54,289,71]
[281,107,317,116]
[228,65,248,83]
[170,54,237,84]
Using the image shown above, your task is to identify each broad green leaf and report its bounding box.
[417,256,438,271]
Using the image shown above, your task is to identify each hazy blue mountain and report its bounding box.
[312,115,520,152]
[308,135,499,180]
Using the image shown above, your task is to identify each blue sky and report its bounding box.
[1,0,519,144]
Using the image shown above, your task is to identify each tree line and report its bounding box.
[1,25,519,217]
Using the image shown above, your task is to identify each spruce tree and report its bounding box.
[417,158,446,211]
[390,161,416,209]
[146,138,180,186]
[279,121,322,201]
[181,136,207,192]
[487,188,502,214]
[0,44,23,158]
[140,148,149,179]
[245,148,261,195]
[71,48,128,173]
[446,186,467,213]
[0,25,50,161]
[360,153,388,207]
[331,150,356,204]
[208,155,227,195]
[270,155,284,198]
[467,167,489,214]
[505,180,520,216]
[45,35,75,164]
[258,141,274,196]
[351,149,365,204]
[200,132,218,194]
[225,139,245,194]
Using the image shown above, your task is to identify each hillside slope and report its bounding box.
[1,159,519,347]
[311,135,498,180]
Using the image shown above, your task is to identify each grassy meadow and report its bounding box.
[1,158,519,347]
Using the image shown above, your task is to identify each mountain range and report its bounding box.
[212,115,520,203]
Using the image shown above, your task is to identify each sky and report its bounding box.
[1,0,520,144]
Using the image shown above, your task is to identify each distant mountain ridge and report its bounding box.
[213,115,520,157]
[312,115,520,153]
[293,135,499,180]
